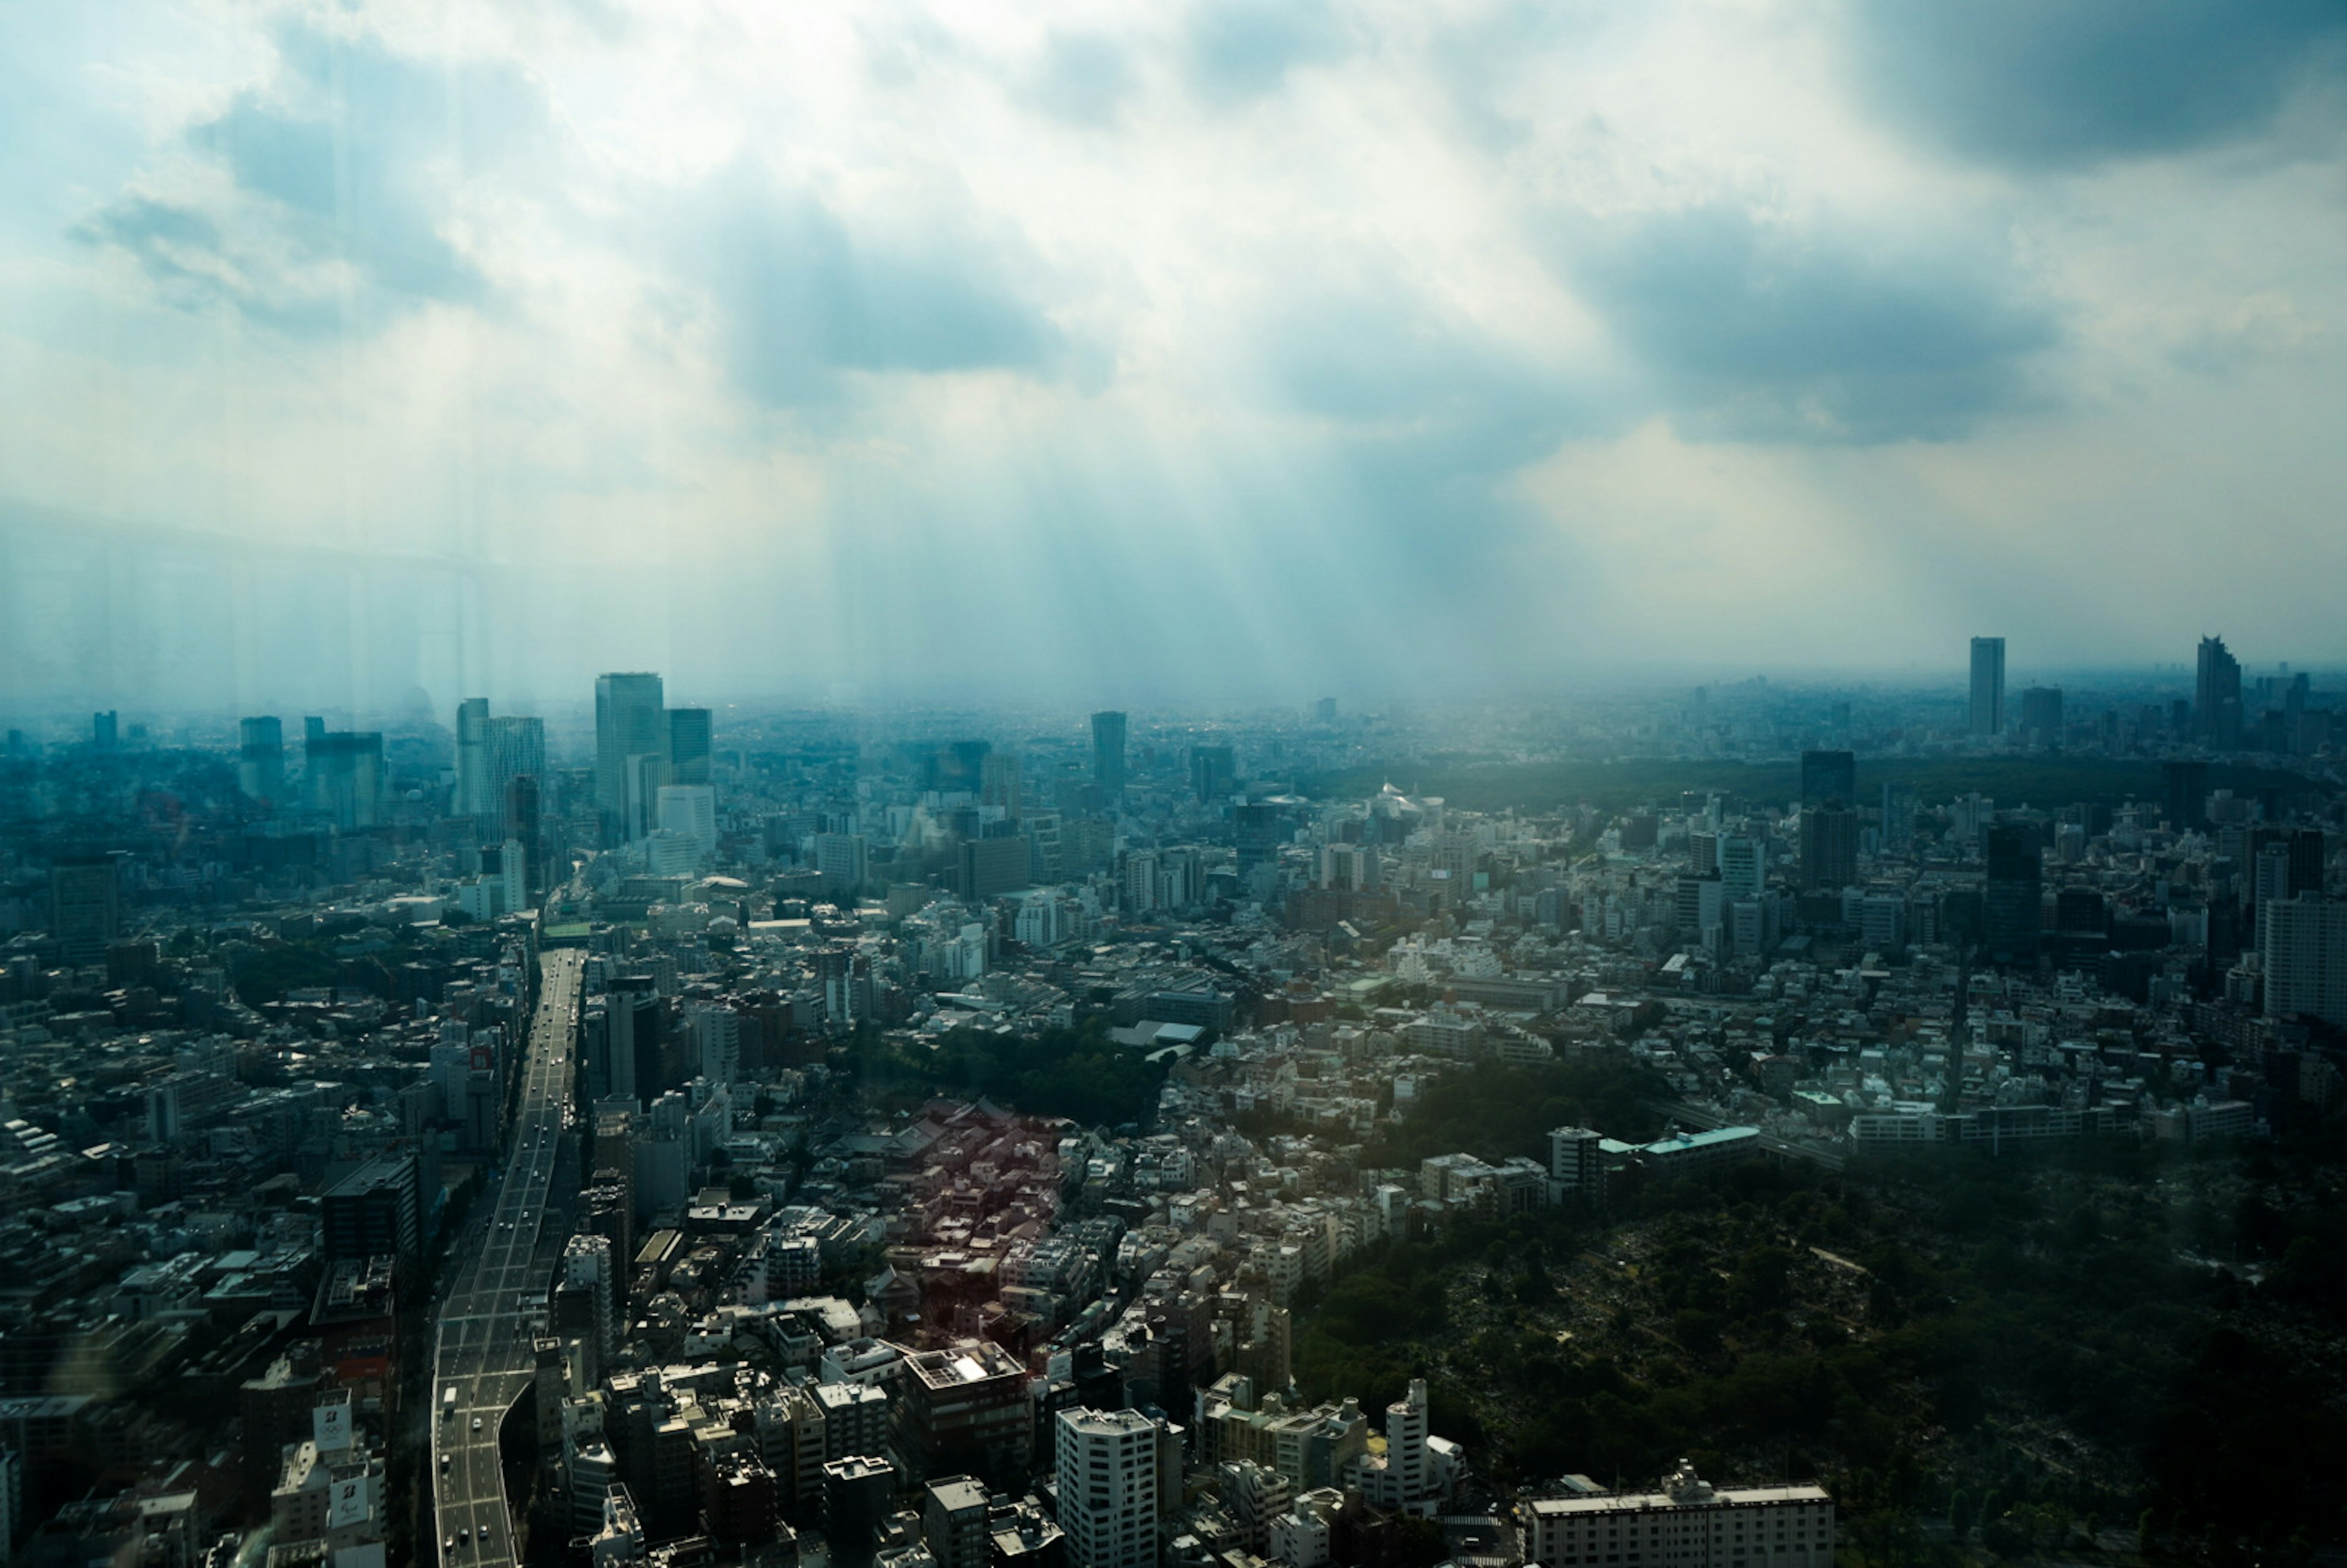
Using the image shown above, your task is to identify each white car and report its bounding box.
[472,1416,483,1432]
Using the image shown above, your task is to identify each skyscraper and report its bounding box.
[1982,822,2042,965]
[1968,637,2005,738]
[50,853,122,965]
[1799,749,1854,810]
[595,673,667,842]
[2197,636,2242,749]
[1799,804,1857,890]
[454,697,491,817]
[1092,711,1128,799]
[483,716,546,815]
[979,753,1024,816]
[2263,895,2347,1027]
[1191,744,1235,802]
[238,716,286,805]
[2163,759,2208,832]
[2019,686,2063,747]
[667,707,713,787]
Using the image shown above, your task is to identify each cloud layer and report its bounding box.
[3,0,2346,712]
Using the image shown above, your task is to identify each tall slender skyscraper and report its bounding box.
[454,697,491,818]
[2196,636,2242,749]
[1968,638,2005,738]
[1092,711,1128,799]
[595,673,666,841]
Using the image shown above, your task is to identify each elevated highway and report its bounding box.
[428,948,582,1566]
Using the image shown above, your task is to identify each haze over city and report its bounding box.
[6,9,2347,1568]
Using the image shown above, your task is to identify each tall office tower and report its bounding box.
[2197,636,2243,749]
[1719,836,1767,900]
[483,715,545,812]
[1968,637,2005,737]
[1092,711,1128,799]
[1191,744,1236,802]
[657,785,718,866]
[1234,802,1287,876]
[1055,1409,1177,1568]
[595,673,667,840]
[2263,895,2347,1027]
[505,775,545,896]
[1799,805,1857,890]
[2164,760,2209,832]
[667,708,713,787]
[1799,749,1855,810]
[50,854,122,965]
[306,731,386,830]
[1982,822,2043,965]
[454,697,491,817]
[979,753,1024,816]
[2019,686,2064,747]
[92,711,118,750]
[1881,783,1917,852]
[238,716,287,805]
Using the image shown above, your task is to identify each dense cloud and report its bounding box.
[3,0,2345,712]
[1564,203,2057,444]
[1846,0,2347,169]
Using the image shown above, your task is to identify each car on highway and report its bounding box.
[444,1537,455,1555]
[471,1416,483,1432]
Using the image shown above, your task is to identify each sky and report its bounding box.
[2,0,2345,714]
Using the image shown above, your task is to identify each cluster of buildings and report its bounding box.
[0,643,2339,1563]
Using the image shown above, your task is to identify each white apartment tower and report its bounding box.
[2264,895,2347,1027]
[1056,1408,1175,1568]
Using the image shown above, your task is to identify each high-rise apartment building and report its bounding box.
[595,673,667,841]
[2197,636,2243,749]
[483,716,545,815]
[1092,711,1128,799]
[1968,637,2005,737]
[238,716,287,805]
[1056,1408,1177,1568]
[2264,896,2347,1027]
